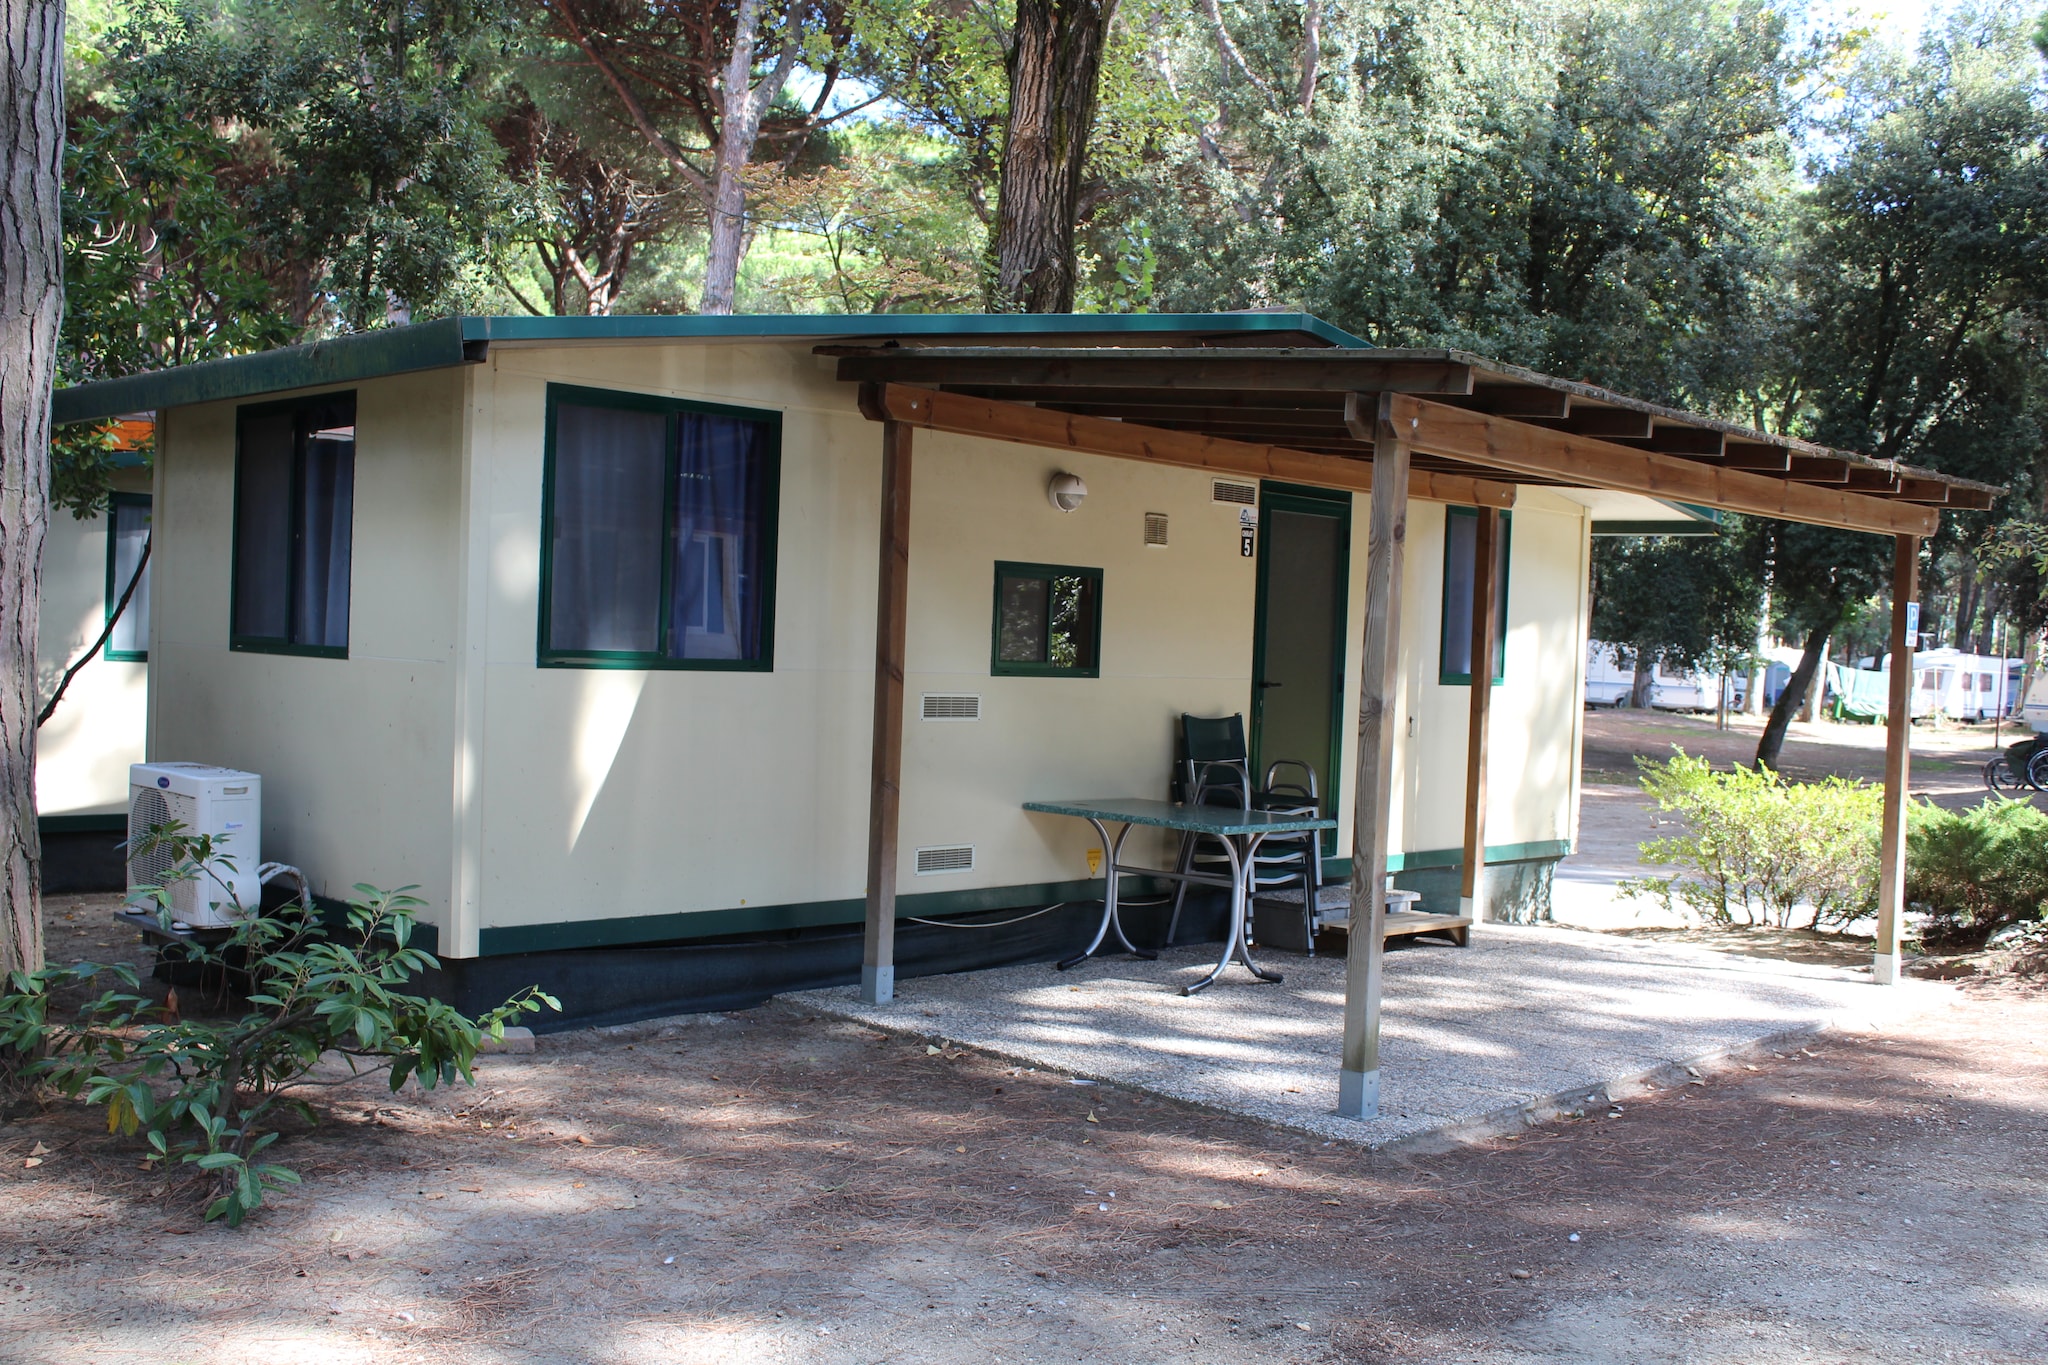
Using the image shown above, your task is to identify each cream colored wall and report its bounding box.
[1319,487,1589,865]
[465,346,877,952]
[36,470,151,816]
[148,371,466,918]
[1389,492,1589,859]
[466,340,1594,945]
[148,336,1595,954]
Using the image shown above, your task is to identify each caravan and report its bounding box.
[1583,642,1726,711]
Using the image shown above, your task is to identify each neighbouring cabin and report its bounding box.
[37,455,153,892]
[55,313,1962,1032]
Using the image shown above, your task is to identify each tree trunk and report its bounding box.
[0,0,61,976]
[1801,635,1829,723]
[700,0,772,316]
[1755,623,1830,771]
[1629,653,1654,708]
[988,0,1117,312]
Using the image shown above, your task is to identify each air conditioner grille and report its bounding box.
[915,844,975,875]
[921,693,982,721]
[1143,512,1169,547]
[1211,479,1258,506]
[128,787,200,913]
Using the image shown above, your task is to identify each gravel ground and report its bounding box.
[2,974,2043,1365]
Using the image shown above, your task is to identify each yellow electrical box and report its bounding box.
[1086,848,1102,876]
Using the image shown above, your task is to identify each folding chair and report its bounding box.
[1161,714,1324,950]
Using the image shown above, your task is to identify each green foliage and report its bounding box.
[0,828,556,1226]
[1620,751,1881,929]
[1904,797,2048,948]
[1590,522,1765,678]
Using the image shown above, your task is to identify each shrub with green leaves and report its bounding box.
[0,831,555,1225]
[1905,798,2048,949]
[1620,751,1882,929]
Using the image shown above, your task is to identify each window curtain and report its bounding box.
[550,404,668,654]
[108,499,151,655]
[233,411,295,639]
[297,431,355,649]
[1442,512,1478,677]
[669,413,769,660]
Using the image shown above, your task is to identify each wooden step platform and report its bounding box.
[1317,909,1473,947]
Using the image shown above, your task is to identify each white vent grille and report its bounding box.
[921,693,982,721]
[915,844,976,875]
[127,787,200,917]
[1211,479,1258,506]
[1143,512,1169,547]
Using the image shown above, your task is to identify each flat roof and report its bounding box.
[825,344,2001,520]
[50,312,1363,425]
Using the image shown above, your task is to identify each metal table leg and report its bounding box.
[1233,832,1284,984]
[1057,820,1157,971]
[1181,833,1284,994]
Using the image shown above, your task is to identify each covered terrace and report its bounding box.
[829,337,1999,1120]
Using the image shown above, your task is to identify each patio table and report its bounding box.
[1023,798,1338,995]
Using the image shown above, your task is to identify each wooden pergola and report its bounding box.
[827,341,1999,1119]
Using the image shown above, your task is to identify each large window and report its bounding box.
[104,492,151,662]
[539,385,781,670]
[992,562,1102,677]
[1439,507,1511,686]
[232,393,355,657]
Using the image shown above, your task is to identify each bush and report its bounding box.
[1904,798,2048,949]
[1620,751,1881,929]
[0,829,556,1225]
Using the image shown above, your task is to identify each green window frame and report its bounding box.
[230,392,356,659]
[536,383,782,671]
[1439,506,1511,686]
[103,491,152,663]
[991,561,1103,678]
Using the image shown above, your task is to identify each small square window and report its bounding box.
[992,562,1102,677]
[538,384,780,670]
[104,492,152,662]
[231,393,355,657]
[1440,506,1510,686]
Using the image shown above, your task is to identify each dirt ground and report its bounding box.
[4,897,2047,1363]
[1579,707,2011,808]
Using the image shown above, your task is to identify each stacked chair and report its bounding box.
[1162,714,1328,953]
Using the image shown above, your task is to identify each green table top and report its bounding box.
[1024,797,1336,836]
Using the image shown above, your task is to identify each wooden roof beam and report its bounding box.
[1612,425,1727,457]
[1372,394,1938,537]
[1787,456,1851,484]
[1560,409,1654,440]
[1843,467,1902,494]
[1895,477,1952,505]
[1460,384,1572,418]
[1720,442,1792,472]
[860,383,1515,509]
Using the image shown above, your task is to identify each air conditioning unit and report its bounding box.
[126,763,262,928]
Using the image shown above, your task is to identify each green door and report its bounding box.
[1250,485,1351,857]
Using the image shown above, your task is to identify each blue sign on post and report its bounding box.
[1904,601,1921,650]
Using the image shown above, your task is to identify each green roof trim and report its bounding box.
[1592,500,1722,537]
[54,317,475,426]
[1591,520,1721,537]
[53,312,1366,425]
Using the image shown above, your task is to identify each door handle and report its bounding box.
[1255,680,1284,689]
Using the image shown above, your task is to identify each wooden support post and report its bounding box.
[1874,534,1917,985]
[862,419,914,1004]
[1339,394,1412,1119]
[1461,507,1500,923]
